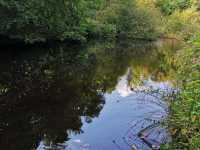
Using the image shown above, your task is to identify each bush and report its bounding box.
[97,0,160,40]
[83,19,117,39]
[0,0,100,43]
[156,0,192,15]
[163,8,200,40]
[163,33,200,150]
[0,0,76,42]
[0,0,160,43]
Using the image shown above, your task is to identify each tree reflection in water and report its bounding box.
[0,44,106,150]
[0,39,179,150]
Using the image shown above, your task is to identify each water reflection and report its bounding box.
[0,40,179,150]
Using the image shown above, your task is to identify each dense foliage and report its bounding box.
[98,0,160,39]
[0,0,160,43]
[0,0,108,43]
[0,0,200,149]
[161,33,200,150]
[155,0,192,15]
[149,0,200,149]
[0,0,82,42]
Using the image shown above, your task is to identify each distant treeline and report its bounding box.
[0,0,161,43]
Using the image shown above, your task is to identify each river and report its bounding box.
[0,39,180,150]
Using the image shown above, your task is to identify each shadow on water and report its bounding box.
[0,39,180,150]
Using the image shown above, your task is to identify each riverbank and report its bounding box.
[1,0,200,149]
[161,33,200,150]
[0,40,178,150]
[0,0,162,44]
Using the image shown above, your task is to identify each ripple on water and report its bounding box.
[37,69,174,150]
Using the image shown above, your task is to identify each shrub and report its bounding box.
[0,0,78,42]
[97,0,160,40]
[163,8,200,40]
[0,0,102,43]
[163,33,200,150]
[156,0,192,15]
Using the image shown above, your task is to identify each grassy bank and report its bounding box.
[0,0,200,149]
[161,33,200,150]
[156,1,200,149]
[134,0,200,149]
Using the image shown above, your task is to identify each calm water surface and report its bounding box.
[0,40,179,150]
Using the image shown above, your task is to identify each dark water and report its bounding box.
[0,40,179,150]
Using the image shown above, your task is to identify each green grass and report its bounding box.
[161,33,200,150]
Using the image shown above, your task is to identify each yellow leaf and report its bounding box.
[181,128,188,135]
[191,116,196,122]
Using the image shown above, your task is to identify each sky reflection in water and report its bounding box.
[0,40,179,150]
